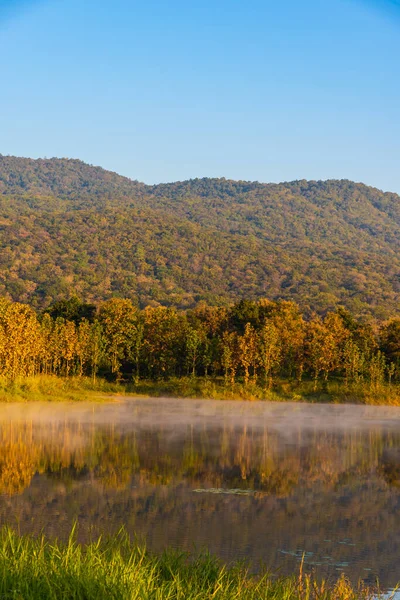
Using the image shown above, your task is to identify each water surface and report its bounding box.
[1,398,400,588]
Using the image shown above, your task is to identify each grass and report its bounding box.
[0,526,386,600]
[1,374,400,405]
[127,376,400,406]
[0,375,124,403]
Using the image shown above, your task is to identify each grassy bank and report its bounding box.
[1,374,400,405]
[0,527,383,600]
[128,376,400,406]
[0,375,124,403]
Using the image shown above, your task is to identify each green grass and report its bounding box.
[128,376,400,406]
[0,527,383,599]
[1,374,400,405]
[0,375,124,402]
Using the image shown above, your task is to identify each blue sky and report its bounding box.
[0,0,399,190]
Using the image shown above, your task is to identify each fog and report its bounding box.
[1,397,400,436]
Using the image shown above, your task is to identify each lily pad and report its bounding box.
[193,488,255,496]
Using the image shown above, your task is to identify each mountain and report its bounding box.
[0,155,399,318]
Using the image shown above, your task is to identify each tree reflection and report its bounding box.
[0,420,398,497]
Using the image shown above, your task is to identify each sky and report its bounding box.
[0,0,399,190]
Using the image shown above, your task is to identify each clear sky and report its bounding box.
[0,0,399,190]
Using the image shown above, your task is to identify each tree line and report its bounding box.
[0,296,399,390]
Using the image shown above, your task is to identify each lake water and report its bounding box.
[0,398,400,589]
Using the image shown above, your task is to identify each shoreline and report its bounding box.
[1,374,400,405]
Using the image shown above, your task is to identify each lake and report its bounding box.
[0,398,400,589]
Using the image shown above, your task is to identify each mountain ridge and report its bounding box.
[0,155,399,319]
[1,154,395,197]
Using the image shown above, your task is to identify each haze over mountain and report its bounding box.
[1,155,399,319]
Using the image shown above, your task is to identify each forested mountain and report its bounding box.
[1,155,399,318]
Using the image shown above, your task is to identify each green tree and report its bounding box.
[259,321,281,389]
[98,299,138,379]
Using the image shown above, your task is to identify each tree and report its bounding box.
[264,301,305,380]
[45,296,96,325]
[230,300,260,334]
[305,313,349,390]
[239,323,258,386]
[88,320,105,383]
[39,313,54,374]
[59,319,77,376]
[342,339,365,388]
[259,321,281,389]
[0,301,41,380]
[76,319,92,376]
[185,326,203,377]
[221,331,239,388]
[98,299,138,379]
[380,319,400,372]
[142,306,185,379]
[129,317,144,384]
[305,319,332,391]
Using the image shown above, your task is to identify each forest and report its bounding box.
[1,295,399,400]
[1,156,400,319]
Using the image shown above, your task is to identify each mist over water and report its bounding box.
[2,397,400,431]
[0,398,400,589]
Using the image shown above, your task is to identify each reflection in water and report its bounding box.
[0,399,400,589]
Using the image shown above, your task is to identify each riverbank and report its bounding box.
[128,377,400,405]
[1,374,400,405]
[0,527,382,599]
[0,375,124,403]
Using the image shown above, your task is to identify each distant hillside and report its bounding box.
[0,155,145,202]
[1,155,399,318]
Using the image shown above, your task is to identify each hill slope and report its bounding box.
[0,155,399,318]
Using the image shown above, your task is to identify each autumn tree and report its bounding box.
[88,320,105,383]
[142,306,185,379]
[239,323,259,386]
[343,339,365,388]
[0,301,41,380]
[380,319,400,380]
[262,300,305,380]
[221,331,239,387]
[98,298,139,379]
[259,321,281,389]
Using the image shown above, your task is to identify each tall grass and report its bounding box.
[0,527,382,599]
